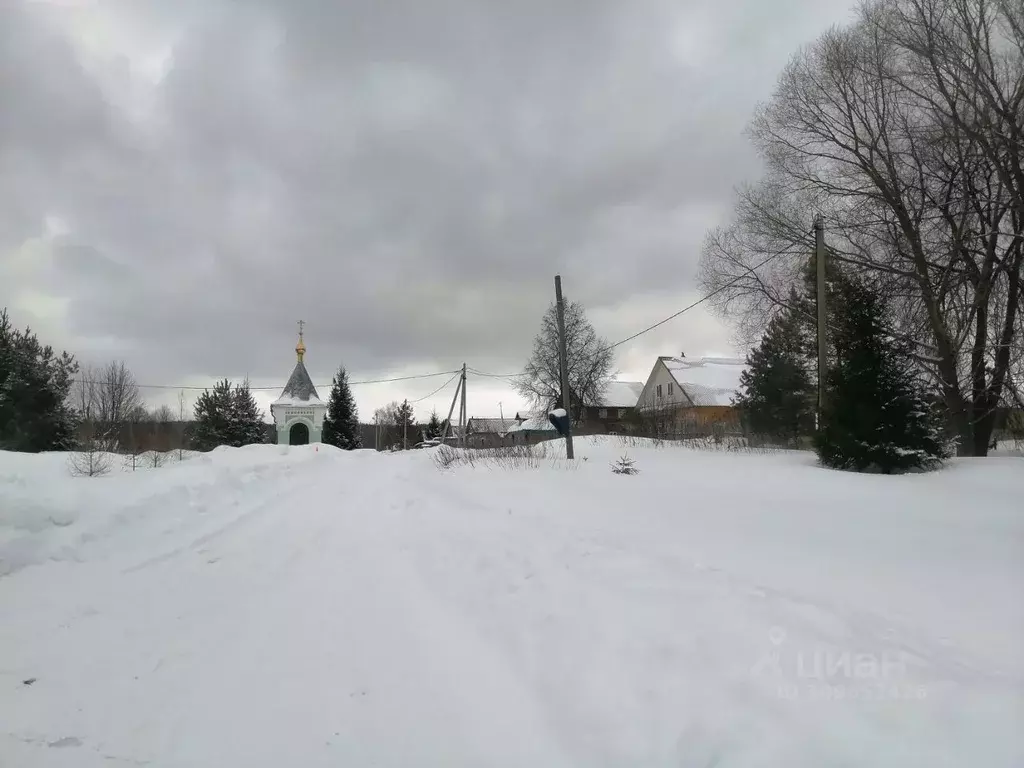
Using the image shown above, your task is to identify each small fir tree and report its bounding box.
[611,455,639,475]
[321,366,362,449]
[735,307,815,444]
[814,278,948,473]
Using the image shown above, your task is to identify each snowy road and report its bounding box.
[1,441,1022,766]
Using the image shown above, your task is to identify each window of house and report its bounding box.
[657,384,663,398]
[668,382,674,396]
[618,409,627,419]
[599,408,608,419]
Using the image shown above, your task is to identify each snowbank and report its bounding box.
[0,446,327,576]
[1,438,1021,766]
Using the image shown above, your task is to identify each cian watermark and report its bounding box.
[750,626,927,702]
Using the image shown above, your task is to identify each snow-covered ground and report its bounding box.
[1,438,1021,767]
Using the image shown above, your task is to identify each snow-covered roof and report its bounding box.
[507,414,556,433]
[598,380,645,408]
[272,361,324,407]
[467,418,514,435]
[660,356,746,407]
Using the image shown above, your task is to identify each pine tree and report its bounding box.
[192,379,234,451]
[321,365,362,449]
[425,410,443,440]
[0,308,79,452]
[815,278,949,473]
[192,378,265,449]
[736,307,815,444]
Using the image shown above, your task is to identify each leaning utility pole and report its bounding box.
[554,274,575,460]
[439,371,462,445]
[814,214,828,430]
[458,363,467,448]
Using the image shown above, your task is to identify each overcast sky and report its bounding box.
[1,0,854,421]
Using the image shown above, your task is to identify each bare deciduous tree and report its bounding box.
[514,299,614,423]
[373,401,402,450]
[72,360,145,450]
[698,0,1023,456]
[153,404,174,422]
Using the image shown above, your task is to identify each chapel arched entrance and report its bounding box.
[289,422,310,446]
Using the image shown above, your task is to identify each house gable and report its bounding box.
[637,358,695,410]
[661,356,745,407]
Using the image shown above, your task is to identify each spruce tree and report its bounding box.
[231,380,266,446]
[0,308,79,452]
[425,410,443,440]
[815,278,948,473]
[321,366,362,449]
[395,399,415,448]
[790,254,856,384]
[736,308,815,444]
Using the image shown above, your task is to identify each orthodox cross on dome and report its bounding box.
[295,319,307,362]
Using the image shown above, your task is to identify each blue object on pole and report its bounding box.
[548,408,570,437]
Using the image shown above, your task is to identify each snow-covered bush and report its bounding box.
[433,443,576,471]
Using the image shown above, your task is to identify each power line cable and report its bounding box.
[467,367,527,380]
[467,240,810,379]
[595,241,808,355]
[411,371,461,403]
[69,369,462,392]
[65,239,811,394]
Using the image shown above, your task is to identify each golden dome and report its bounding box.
[295,320,306,362]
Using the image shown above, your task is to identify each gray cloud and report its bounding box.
[1,0,853,415]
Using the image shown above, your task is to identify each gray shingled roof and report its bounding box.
[467,417,514,435]
[275,361,321,404]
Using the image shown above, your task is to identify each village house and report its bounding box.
[464,417,515,448]
[501,379,646,445]
[636,355,746,436]
[577,380,645,433]
[507,411,557,446]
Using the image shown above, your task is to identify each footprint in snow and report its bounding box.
[48,737,82,749]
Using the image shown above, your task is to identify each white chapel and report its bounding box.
[270,323,327,445]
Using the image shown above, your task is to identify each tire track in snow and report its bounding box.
[136,456,578,767]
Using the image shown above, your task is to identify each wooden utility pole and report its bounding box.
[459,363,467,448]
[814,215,828,430]
[440,371,462,444]
[554,274,575,459]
